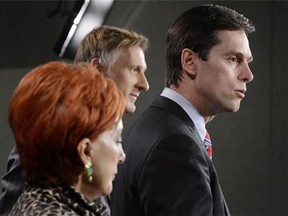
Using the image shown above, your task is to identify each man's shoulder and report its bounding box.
[0,146,25,216]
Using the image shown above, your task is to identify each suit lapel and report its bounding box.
[151,95,202,144]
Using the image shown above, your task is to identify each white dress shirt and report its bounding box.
[161,87,206,142]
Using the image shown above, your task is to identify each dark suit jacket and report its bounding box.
[111,96,230,216]
[0,146,25,216]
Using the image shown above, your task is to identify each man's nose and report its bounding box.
[239,63,254,83]
[136,73,149,91]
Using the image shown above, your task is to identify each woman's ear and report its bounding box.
[77,138,92,165]
[91,58,105,74]
[181,48,198,76]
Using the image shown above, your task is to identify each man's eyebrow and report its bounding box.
[225,51,253,63]
[238,53,253,63]
[247,56,254,63]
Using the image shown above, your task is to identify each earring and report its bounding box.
[85,161,93,183]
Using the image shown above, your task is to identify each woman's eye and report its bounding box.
[116,139,122,146]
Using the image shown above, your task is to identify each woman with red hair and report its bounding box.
[9,61,126,215]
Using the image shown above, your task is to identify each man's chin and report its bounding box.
[227,104,240,113]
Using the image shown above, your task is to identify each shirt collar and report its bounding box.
[161,87,206,142]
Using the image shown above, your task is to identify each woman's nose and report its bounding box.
[118,145,126,164]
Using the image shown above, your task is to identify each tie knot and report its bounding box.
[204,131,212,159]
[204,131,211,143]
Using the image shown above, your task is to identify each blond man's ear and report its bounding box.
[91,58,106,75]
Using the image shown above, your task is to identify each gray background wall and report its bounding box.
[0,1,287,215]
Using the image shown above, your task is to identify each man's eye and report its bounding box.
[229,57,237,62]
[130,67,139,73]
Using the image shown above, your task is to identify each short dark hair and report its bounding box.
[165,4,255,87]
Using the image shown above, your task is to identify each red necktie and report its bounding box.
[204,132,212,159]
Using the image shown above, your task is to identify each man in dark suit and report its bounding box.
[111,5,255,215]
[0,26,149,215]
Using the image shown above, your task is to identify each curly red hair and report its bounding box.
[8,61,125,185]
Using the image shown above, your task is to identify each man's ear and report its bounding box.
[181,48,198,76]
[91,58,105,74]
[77,138,92,165]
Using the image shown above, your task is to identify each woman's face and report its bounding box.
[89,120,126,195]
